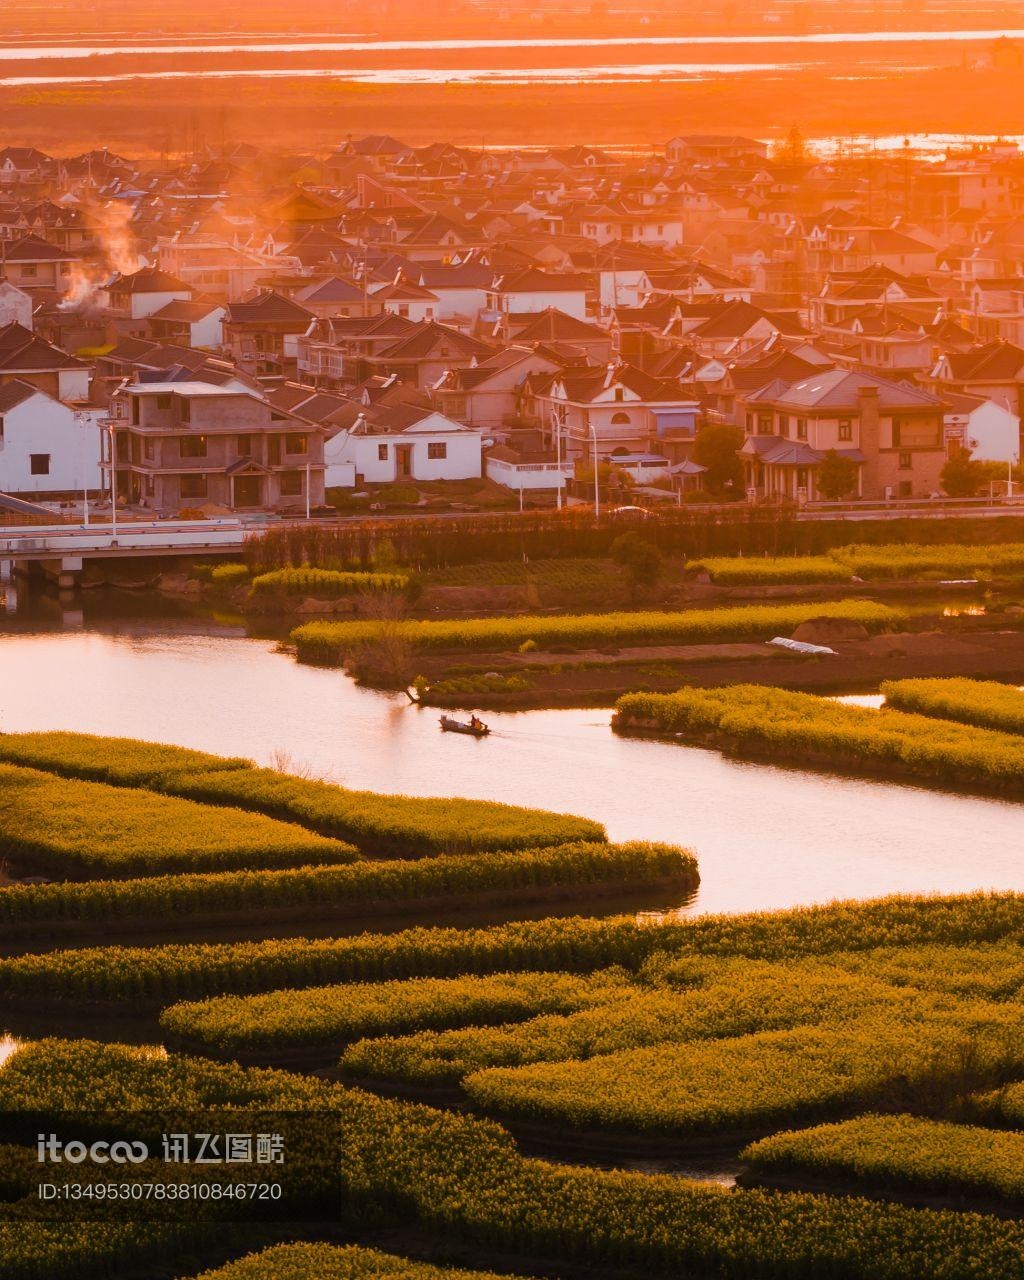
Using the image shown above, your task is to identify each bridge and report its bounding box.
[0,520,249,588]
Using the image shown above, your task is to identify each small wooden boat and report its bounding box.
[439,715,490,738]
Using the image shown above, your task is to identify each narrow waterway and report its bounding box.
[0,605,1020,916]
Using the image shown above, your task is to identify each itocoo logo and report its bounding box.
[37,1133,149,1164]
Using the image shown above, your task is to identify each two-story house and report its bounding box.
[740,369,947,502]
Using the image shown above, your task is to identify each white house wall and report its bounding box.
[0,394,102,494]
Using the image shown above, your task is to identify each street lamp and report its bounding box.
[107,422,118,543]
[590,423,600,522]
[552,410,563,511]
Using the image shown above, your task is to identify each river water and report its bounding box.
[0,599,1020,916]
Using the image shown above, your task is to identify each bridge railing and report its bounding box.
[0,519,248,556]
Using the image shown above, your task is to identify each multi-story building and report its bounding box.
[740,369,947,502]
[103,379,326,512]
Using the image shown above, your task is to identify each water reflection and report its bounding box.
[0,610,1021,915]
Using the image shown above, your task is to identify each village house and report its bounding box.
[0,379,103,498]
[104,379,326,512]
[0,323,90,399]
[323,403,482,489]
[486,268,591,322]
[739,368,948,502]
[1,235,78,298]
[530,363,701,466]
[221,290,315,381]
[942,391,1020,463]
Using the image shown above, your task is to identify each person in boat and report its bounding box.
[470,714,482,732]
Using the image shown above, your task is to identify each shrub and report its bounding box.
[882,678,1024,736]
[210,562,249,587]
[250,568,408,598]
[743,1113,1024,1203]
[293,601,904,663]
[0,842,695,929]
[0,765,355,880]
[160,969,633,1053]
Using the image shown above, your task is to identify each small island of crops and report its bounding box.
[612,683,1024,798]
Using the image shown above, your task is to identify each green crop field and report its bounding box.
[743,1114,1024,1203]
[0,764,355,880]
[293,600,903,661]
[615,684,1024,796]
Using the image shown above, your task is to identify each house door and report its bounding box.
[396,444,414,479]
[233,475,263,508]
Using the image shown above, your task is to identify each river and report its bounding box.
[0,598,1020,917]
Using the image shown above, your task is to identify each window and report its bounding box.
[180,435,207,458]
[21,264,36,278]
[29,453,49,475]
[180,474,208,499]
[757,414,772,436]
[614,387,624,401]
[131,398,140,425]
[237,434,252,456]
[778,414,789,436]
[610,412,631,425]
[179,399,190,423]
[279,471,303,496]
[0,417,4,444]
[156,395,171,411]
[899,450,912,470]
[898,480,912,497]
[378,443,389,461]
[838,419,852,442]
[285,433,308,455]
[797,418,808,440]
[427,442,447,460]
[796,468,808,487]
[143,438,154,461]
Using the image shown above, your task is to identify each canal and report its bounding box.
[1,595,1020,916]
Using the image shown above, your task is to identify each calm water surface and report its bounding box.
[0,607,1020,916]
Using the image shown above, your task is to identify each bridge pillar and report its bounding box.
[0,559,10,584]
[36,556,84,590]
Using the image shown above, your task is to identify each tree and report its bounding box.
[693,423,744,497]
[816,450,859,500]
[941,453,986,498]
[611,533,662,598]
